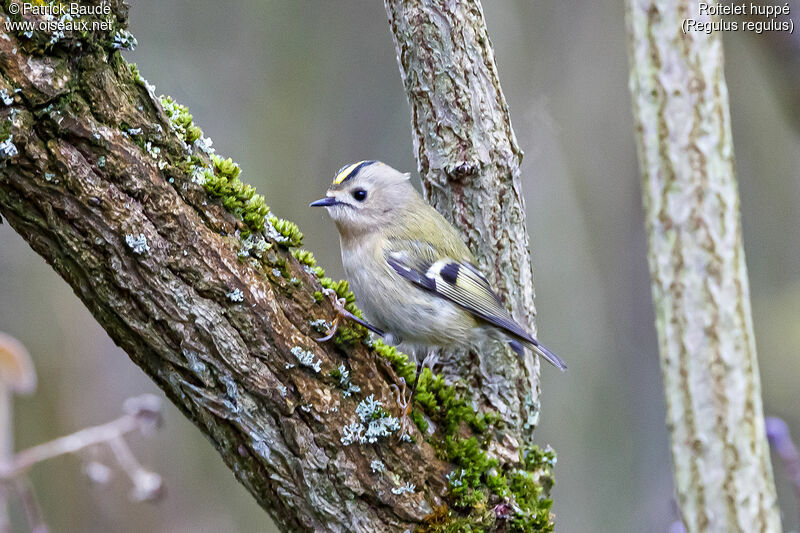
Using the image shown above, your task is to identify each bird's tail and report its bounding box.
[509,339,567,371]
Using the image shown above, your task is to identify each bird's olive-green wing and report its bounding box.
[385,245,568,371]
[385,250,532,342]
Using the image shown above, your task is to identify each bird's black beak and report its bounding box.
[310,197,338,207]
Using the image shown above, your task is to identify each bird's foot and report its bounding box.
[391,377,413,418]
[315,315,341,343]
[316,288,385,342]
[390,377,416,438]
[411,350,440,392]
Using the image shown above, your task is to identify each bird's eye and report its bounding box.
[352,189,367,202]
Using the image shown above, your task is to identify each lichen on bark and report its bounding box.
[0,1,556,531]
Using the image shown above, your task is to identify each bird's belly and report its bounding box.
[344,260,474,347]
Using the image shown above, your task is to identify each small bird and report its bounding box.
[310,160,566,375]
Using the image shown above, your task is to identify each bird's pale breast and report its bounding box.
[340,233,477,349]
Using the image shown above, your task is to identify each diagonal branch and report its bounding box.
[0,1,555,531]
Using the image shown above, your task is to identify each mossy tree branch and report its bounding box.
[626,2,781,531]
[0,1,555,531]
[385,0,543,448]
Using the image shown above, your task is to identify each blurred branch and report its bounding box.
[0,332,36,533]
[0,382,10,533]
[626,2,781,532]
[767,417,800,525]
[0,395,161,484]
[0,1,557,531]
[0,394,162,533]
[11,478,46,533]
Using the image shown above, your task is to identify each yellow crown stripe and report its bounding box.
[333,161,368,185]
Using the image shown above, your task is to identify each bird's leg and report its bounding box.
[390,350,440,438]
[390,377,416,439]
[315,287,385,342]
[390,377,411,418]
[315,315,341,343]
[412,350,440,396]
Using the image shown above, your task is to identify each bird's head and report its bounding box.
[310,160,413,236]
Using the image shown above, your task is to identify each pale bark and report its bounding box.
[0,1,555,531]
[625,2,781,532]
[385,0,543,440]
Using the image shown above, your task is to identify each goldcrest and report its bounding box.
[310,160,566,371]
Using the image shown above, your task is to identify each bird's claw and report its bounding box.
[315,288,385,343]
[315,315,340,342]
[390,377,413,418]
[390,377,416,439]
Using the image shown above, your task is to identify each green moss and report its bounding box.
[507,469,554,532]
[268,215,303,248]
[368,336,551,530]
[385,362,554,532]
[200,156,269,236]
[128,62,141,80]
[212,154,240,178]
[292,249,317,267]
[0,120,11,142]
[417,505,495,533]
[369,339,416,385]
[161,95,205,145]
[410,409,429,434]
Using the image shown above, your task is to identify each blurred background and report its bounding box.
[1,1,799,531]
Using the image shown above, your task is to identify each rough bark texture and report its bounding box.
[0,1,555,532]
[625,2,781,532]
[0,3,448,532]
[385,0,542,442]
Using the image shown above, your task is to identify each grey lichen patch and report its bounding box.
[0,134,18,158]
[339,394,401,446]
[290,346,322,373]
[329,363,360,398]
[0,88,13,106]
[238,232,270,259]
[125,233,149,254]
[392,482,416,495]
[226,288,244,302]
[112,29,137,50]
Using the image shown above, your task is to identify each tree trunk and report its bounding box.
[0,1,555,531]
[625,2,781,531]
[385,0,543,442]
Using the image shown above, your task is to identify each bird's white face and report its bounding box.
[310,161,412,237]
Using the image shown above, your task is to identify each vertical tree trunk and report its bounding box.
[625,2,781,531]
[385,0,543,441]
